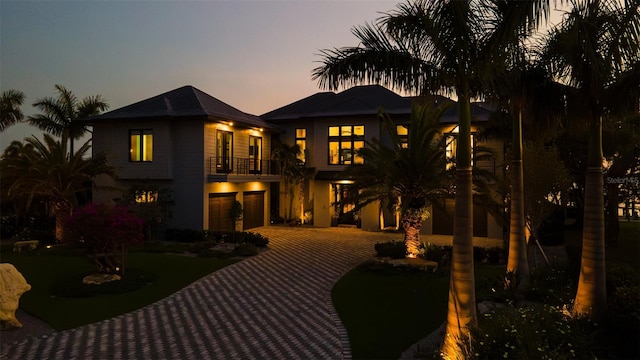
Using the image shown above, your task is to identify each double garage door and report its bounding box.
[208,191,264,231]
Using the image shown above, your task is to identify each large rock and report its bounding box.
[0,263,31,330]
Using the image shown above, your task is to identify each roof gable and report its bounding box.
[87,85,274,130]
[261,85,412,120]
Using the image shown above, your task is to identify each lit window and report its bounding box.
[445,131,474,170]
[135,191,158,203]
[328,125,365,165]
[249,136,262,174]
[295,128,307,164]
[130,129,153,162]
[397,125,409,148]
[216,130,233,173]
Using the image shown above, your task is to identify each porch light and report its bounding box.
[228,122,234,126]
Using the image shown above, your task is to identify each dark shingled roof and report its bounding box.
[261,85,491,123]
[261,85,412,120]
[86,85,275,130]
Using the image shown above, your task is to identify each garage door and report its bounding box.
[243,191,265,230]
[209,193,236,231]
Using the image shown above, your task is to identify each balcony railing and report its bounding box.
[208,157,280,177]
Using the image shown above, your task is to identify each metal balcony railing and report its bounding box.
[208,157,280,176]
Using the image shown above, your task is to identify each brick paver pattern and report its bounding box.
[2,227,407,360]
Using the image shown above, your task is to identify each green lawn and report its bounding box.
[1,248,237,330]
[332,263,504,360]
[333,221,640,360]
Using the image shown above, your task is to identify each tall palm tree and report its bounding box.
[0,89,26,132]
[313,1,550,356]
[340,103,451,256]
[28,84,108,156]
[1,134,115,242]
[541,0,640,320]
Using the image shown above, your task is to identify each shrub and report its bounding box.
[374,240,407,259]
[474,246,488,263]
[421,243,452,267]
[609,284,640,321]
[606,263,639,292]
[233,243,258,257]
[232,231,269,247]
[164,228,204,243]
[528,267,576,305]
[470,304,597,359]
[486,247,503,264]
[65,203,144,274]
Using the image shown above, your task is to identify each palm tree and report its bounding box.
[271,142,317,224]
[1,90,26,132]
[340,102,451,257]
[541,0,640,320]
[1,134,115,242]
[28,84,108,156]
[313,1,551,356]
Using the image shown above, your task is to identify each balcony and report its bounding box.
[207,157,281,183]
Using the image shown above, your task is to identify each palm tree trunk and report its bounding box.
[442,96,476,359]
[574,116,608,319]
[54,201,72,243]
[299,179,305,223]
[507,111,529,289]
[402,213,422,257]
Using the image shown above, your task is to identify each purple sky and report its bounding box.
[1,0,567,147]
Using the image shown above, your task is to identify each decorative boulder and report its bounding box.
[0,263,31,330]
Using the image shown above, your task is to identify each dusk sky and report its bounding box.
[0,0,402,146]
[1,0,566,148]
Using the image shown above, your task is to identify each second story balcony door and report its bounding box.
[249,136,262,174]
[217,130,233,173]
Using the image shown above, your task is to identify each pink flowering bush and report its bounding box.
[66,203,144,274]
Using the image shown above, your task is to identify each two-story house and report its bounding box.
[262,85,503,239]
[86,85,280,233]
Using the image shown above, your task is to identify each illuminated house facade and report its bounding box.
[86,85,280,232]
[262,85,503,238]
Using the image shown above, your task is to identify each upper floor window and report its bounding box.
[445,126,474,170]
[328,125,364,165]
[216,130,233,173]
[249,136,262,174]
[397,125,409,149]
[130,129,153,162]
[295,128,307,164]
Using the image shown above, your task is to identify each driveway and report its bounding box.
[2,226,404,360]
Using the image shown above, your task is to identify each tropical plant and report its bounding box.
[65,203,144,275]
[313,0,552,356]
[540,0,640,320]
[0,89,26,132]
[271,142,315,222]
[484,58,565,291]
[116,183,173,242]
[340,103,451,257]
[602,113,640,244]
[28,84,108,156]
[522,141,572,249]
[0,134,115,242]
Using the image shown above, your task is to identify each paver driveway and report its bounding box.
[2,226,404,360]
